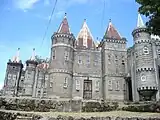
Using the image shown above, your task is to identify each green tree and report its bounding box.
[136,0,160,36]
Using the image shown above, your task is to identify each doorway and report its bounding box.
[83,79,92,100]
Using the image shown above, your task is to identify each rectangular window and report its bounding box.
[86,55,90,64]
[12,74,17,80]
[95,80,100,91]
[116,81,120,91]
[123,83,126,91]
[108,80,112,91]
[76,79,80,91]
[53,50,56,59]
[50,82,53,88]
[78,55,82,64]
[65,51,69,61]
[7,74,12,80]
[64,77,68,88]
[157,49,160,55]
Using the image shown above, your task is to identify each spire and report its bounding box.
[104,19,121,40]
[76,19,95,48]
[57,13,71,34]
[30,48,36,61]
[12,48,20,63]
[137,13,145,28]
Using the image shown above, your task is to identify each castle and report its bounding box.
[2,13,160,102]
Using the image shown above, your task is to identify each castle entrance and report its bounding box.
[83,77,92,99]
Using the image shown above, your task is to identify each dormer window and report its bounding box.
[143,46,149,54]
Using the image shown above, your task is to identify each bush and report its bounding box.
[122,102,160,113]
[82,101,119,112]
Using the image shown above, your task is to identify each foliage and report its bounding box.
[122,101,160,113]
[82,101,119,112]
[136,0,160,36]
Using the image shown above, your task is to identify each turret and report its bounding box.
[132,13,158,101]
[23,48,38,97]
[48,13,75,98]
[3,48,23,96]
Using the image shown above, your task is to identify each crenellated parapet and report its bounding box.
[136,67,155,72]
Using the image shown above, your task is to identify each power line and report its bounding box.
[101,0,106,31]
[39,0,58,49]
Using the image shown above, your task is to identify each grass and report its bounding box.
[0,110,160,118]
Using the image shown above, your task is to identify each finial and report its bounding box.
[84,19,86,22]
[64,13,67,18]
[12,48,20,63]
[96,37,98,40]
[109,19,111,22]
[30,48,36,61]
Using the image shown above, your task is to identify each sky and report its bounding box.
[0,0,145,89]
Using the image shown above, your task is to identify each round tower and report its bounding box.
[132,13,158,101]
[48,13,75,98]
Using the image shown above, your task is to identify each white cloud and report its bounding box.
[13,0,40,11]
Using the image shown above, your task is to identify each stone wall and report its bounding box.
[0,97,82,112]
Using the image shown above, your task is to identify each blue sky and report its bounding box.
[0,0,144,89]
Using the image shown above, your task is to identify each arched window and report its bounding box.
[143,46,149,54]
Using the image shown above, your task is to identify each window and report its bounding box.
[23,89,25,94]
[157,49,160,55]
[95,80,100,92]
[76,79,80,91]
[53,50,56,59]
[64,77,68,88]
[65,51,69,61]
[12,75,17,80]
[50,82,53,88]
[122,60,125,65]
[143,46,149,54]
[115,55,118,60]
[123,84,126,91]
[78,55,82,64]
[108,55,111,64]
[45,75,49,80]
[86,55,90,64]
[116,81,120,91]
[7,74,12,80]
[108,80,112,90]
[141,75,146,82]
[122,60,125,73]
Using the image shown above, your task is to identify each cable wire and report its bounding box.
[101,0,106,32]
[39,0,58,49]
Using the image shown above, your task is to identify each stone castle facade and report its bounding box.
[2,13,160,102]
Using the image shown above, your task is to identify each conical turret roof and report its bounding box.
[104,19,121,40]
[57,13,71,34]
[137,13,146,28]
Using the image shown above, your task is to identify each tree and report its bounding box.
[136,0,160,36]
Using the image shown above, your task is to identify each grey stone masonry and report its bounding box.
[2,13,160,102]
